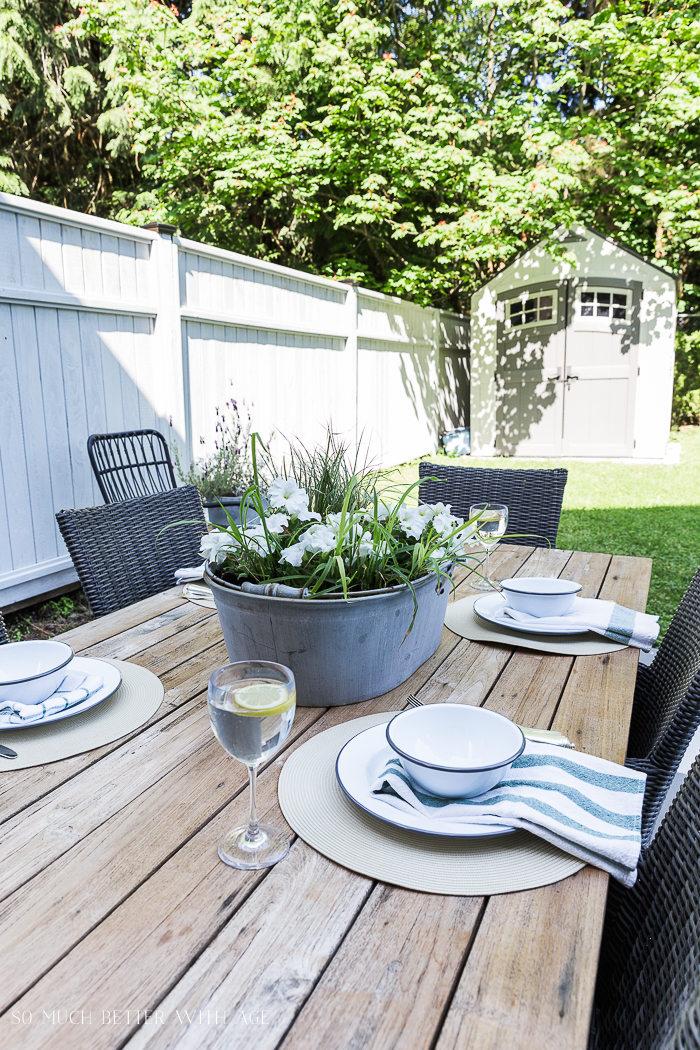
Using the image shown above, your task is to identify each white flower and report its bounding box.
[414,503,435,524]
[267,477,311,517]
[429,546,447,562]
[300,523,337,555]
[397,506,426,541]
[264,513,289,534]
[358,540,375,559]
[280,542,306,567]
[457,521,481,548]
[432,503,462,536]
[296,508,322,522]
[200,530,238,564]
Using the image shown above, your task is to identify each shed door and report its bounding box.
[561,282,640,457]
[495,282,567,456]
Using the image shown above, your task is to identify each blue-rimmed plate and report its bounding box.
[335,722,514,839]
[0,657,122,730]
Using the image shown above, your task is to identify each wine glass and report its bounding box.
[469,503,508,590]
[208,660,296,869]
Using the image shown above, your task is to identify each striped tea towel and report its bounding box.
[496,597,659,651]
[0,673,103,727]
[371,742,646,886]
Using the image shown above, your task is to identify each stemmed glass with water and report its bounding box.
[208,660,296,869]
[469,502,508,590]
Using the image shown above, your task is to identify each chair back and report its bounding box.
[418,462,568,548]
[0,612,8,645]
[627,565,700,760]
[592,754,700,1050]
[56,486,206,618]
[87,430,177,503]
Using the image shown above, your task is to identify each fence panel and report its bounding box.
[0,193,468,608]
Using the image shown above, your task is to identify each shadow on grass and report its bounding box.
[557,506,700,640]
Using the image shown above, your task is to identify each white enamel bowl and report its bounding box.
[0,640,74,704]
[500,577,582,617]
[386,704,526,798]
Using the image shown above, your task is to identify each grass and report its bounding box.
[393,428,700,643]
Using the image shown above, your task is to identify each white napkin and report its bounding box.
[174,565,205,583]
[496,596,659,651]
[371,741,646,886]
[0,673,104,727]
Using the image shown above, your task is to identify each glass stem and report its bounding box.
[245,765,263,846]
[484,544,490,583]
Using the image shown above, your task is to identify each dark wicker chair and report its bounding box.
[623,566,700,843]
[56,486,207,618]
[590,753,700,1050]
[418,462,568,548]
[0,612,8,645]
[87,429,177,503]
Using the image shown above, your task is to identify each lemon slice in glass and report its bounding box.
[233,682,295,716]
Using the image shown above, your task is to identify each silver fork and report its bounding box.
[405,694,575,748]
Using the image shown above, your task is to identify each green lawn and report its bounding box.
[396,429,700,643]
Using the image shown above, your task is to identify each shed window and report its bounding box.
[506,292,558,329]
[579,289,630,322]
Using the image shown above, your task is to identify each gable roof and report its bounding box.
[472,224,679,298]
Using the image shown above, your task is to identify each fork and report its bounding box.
[405,694,575,748]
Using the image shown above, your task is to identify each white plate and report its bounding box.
[473,592,590,636]
[335,723,514,839]
[0,657,122,731]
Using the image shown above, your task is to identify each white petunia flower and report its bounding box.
[397,506,426,541]
[280,542,306,567]
[200,530,238,564]
[296,508,322,523]
[264,513,289,534]
[300,523,337,555]
[267,477,311,517]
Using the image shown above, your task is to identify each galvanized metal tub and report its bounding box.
[204,566,452,706]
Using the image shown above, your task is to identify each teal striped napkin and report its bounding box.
[371,742,646,886]
[497,597,659,650]
[0,673,103,727]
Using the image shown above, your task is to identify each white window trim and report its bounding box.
[576,288,632,325]
[505,291,559,331]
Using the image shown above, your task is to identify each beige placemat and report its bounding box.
[278,712,584,896]
[445,594,627,656]
[0,659,164,770]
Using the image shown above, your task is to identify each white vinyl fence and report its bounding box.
[0,192,469,609]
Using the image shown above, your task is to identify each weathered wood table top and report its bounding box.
[0,544,651,1050]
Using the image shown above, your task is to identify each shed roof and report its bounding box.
[473,224,678,297]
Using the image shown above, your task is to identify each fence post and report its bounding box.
[341,280,359,447]
[143,223,189,465]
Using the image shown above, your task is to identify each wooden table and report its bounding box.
[0,545,651,1050]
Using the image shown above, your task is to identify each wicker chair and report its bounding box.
[590,753,700,1050]
[0,612,8,645]
[622,566,700,843]
[56,486,207,618]
[418,462,568,548]
[87,429,177,503]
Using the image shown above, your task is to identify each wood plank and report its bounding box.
[281,889,484,1050]
[435,870,608,1050]
[56,589,187,651]
[80,603,216,662]
[0,706,322,1013]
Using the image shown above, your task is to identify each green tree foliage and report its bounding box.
[672,328,700,425]
[3,0,700,315]
[0,0,136,210]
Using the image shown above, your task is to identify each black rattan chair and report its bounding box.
[627,565,700,761]
[56,486,207,618]
[87,429,177,503]
[590,753,700,1050]
[0,612,8,645]
[418,462,568,548]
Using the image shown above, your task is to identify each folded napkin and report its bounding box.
[496,597,659,651]
[0,673,103,727]
[371,742,646,886]
[174,565,205,584]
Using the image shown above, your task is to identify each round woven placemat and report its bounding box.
[278,712,585,896]
[0,659,164,770]
[445,594,626,656]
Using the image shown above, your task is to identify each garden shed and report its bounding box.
[469,225,678,459]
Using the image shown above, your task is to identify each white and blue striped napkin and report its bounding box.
[496,597,659,650]
[0,673,103,727]
[371,741,646,886]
